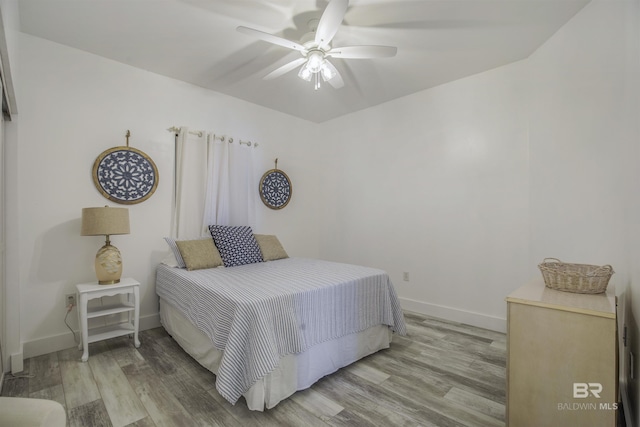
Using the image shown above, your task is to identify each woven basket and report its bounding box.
[538,258,614,294]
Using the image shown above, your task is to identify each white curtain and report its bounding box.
[171,127,207,239]
[172,127,258,239]
[202,134,229,228]
[226,140,257,227]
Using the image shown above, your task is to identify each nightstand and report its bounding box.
[76,277,141,362]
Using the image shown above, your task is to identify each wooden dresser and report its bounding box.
[506,278,617,426]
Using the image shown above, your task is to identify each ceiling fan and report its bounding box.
[237,0,397,90]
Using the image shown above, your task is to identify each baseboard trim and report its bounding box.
[10,350,23,374]
[23,313,162,360]
[399,297,507,333]
[20,302,505,358]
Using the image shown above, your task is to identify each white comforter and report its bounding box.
[156,257,406,404]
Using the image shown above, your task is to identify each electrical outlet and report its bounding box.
[65,294,76,307]
[403,272,410,281]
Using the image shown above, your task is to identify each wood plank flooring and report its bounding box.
[1,311,506,426]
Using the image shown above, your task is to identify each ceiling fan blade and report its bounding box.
[264,57,307,80]
[315,0,349,49]
[323,60,344,89]
[327,45,397,59]
[237,26,306,52]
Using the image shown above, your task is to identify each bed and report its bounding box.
[156,234,406,411]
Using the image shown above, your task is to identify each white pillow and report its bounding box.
[164,237,186,268]
[161,250,180,268]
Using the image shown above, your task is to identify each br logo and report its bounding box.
[573,383,603,398]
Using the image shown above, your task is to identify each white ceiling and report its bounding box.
[18,0,589,123]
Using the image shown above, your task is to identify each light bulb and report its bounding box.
[320,63,335,81]
[298,66,312,82]
[307,51,324,73]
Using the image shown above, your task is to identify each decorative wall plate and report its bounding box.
[92,131,159,204]
[259,160,292,210]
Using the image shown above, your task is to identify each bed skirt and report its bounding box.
[159,298,392,411]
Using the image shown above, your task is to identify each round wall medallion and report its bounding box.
[259,169,292,210]
[92,146,159,204]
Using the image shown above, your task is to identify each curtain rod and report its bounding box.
[167,127,258,147]
[167,127,202,137]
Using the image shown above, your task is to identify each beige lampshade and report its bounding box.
[81,206,130,236]
[81,206,130,285]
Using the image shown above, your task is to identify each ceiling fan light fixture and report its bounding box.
[320,63,335,81]
[306,51,325,73]
[238,0,396,92]
[298,66,313,81]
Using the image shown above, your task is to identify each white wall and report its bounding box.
[318,60,530,331]
[527,0,639,423]
[528,0,631,278]
[625,0,640,421]
[317,0,640,420]
[0,0,20,375]
[11,33,322,360]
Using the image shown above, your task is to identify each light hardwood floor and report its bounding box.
[1,311,506,426]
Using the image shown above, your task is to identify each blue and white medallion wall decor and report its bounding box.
[92,131,159,205]
[259,159,292,210]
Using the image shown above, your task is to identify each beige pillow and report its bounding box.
[176,238,223,270]
[254,234,288,261]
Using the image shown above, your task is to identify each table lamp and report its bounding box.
[81,206,130,284]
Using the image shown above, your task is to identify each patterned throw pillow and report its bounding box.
[208,225,263,267]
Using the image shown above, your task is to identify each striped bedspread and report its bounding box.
[155,257,406,404]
